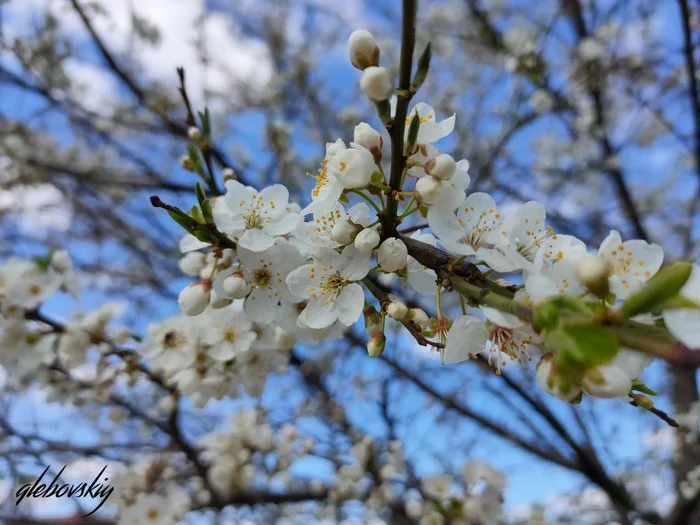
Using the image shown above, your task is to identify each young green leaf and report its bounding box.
[618,261,693,318]
[411,42,431,93]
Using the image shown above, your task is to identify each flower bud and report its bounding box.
[354,228,380,253]
[178,282,210,316]
[386,301,408,320]
[359,66,393,101]
[330,143,375,189]
[536,354,582,403]
[188,126,203,142]
[378,238,408,272]
[364,305,383,335]
[348,30,380,70]
[367,333,386,357]
[424,153,457,181]
[414,176,442,205]
[178,252,206,277]
[353,122,383,160]
[577,253,610,298]
[222,167,237,181]
[582,365,632,398]
[180,154,195,171]
[331,219,360,245]
[50,250,72,273]
[210,288,232,309]
[222,274,250,299]
[407,308,430,329]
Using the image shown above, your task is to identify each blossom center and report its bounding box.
[163,330,187,349]
[487,325,532,374]
[312,161,329,198]
[253,269,271,287]
[223,328,237,342]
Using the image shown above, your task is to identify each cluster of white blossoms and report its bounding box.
[161,29,700,409]
[2,29,698,414]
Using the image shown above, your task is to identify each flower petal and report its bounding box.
[444,316,489,363]
[337,283,365,325]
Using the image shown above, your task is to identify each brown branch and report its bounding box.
[382,0,417,237]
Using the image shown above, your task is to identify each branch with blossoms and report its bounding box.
[146,0,699,433]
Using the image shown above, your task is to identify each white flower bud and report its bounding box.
[331,219,359,245]
[178,252,206,276]
[387,301,408,320]
[353,122,383,155]
[378,238,408,272]
[222,274,250,299]
[50,250,72,273]
[354,228,380,253]
[330,143,375,189]
[536,354,582,403]
[407,308,430,328]
[348,30,380,70]
[367,333,386,357]
[188,126,202,142]
[359,66,393,101]
[577,253,611,297]
[582,365,632,398]
[210,288,232,309]
[414,176,442,205]
[424,153,457,181]
[178,282,210,316]
[222,167,237,181]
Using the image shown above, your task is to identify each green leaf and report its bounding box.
[188,205,205,224]
[411,42,431,93]
[375,99,391,126]
[406,114,421,152]
[370,171,385,185]
[619,261,693,318]
[195,182,207,206]
[167,210,197,234]
[631,378,657,396]
[33,252,54,272]
[546,323,619,367]
[198,108,211,135]
[533,301,560,332]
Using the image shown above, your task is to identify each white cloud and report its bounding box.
[3,0,274,107]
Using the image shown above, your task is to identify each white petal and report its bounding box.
[664,309,700,348]
[481,306,523,329]
[265,213,299,236]
[436,113,456,139]
[337,283,365,325]
[444,316,488,363]
[427,207,464,244]
[348,202,372,226]
[340,245,371,280]
[179,234,210,253]
[407,266,438,295]
[299,298,337,329]
[245,287,278,323]
[260,184,290,217]
[680,264,700,303]
[525,274,559,303]
[239,228,275,252]
[286,264,315,300]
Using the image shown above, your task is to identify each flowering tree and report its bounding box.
[1,0,699,524]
